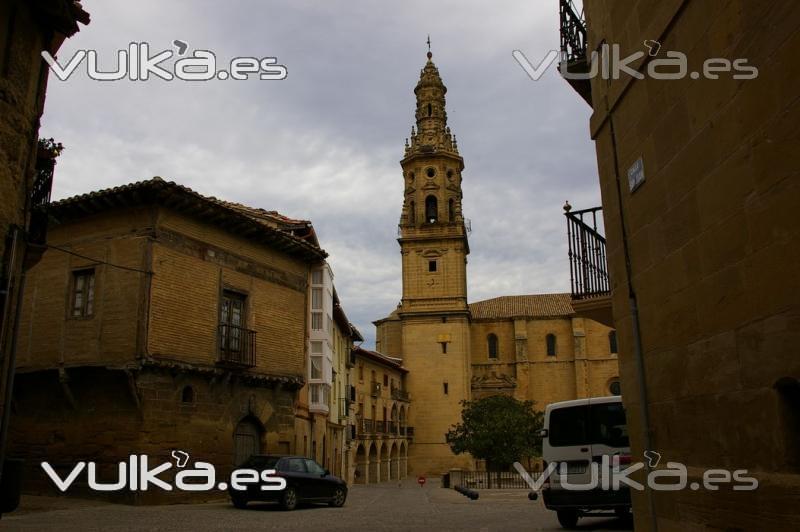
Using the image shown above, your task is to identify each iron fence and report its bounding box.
[449,469,540,490]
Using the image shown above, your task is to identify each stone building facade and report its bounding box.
[565,1,800,530]
[0,1,89,497]
[10,178,326,502]
[348,347,410,484]
[374,53,619,475]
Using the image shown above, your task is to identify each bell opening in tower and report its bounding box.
[425,195,438,223]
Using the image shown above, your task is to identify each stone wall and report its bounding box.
[10,366,296,503]
[583,1,800,529]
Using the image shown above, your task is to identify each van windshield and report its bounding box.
[549,403,629,448]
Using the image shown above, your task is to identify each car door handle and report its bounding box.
[580,447,589,452]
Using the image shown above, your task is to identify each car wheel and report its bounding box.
[231,494,248,509]
[280,486,299,511]
[329,487,347,507]
[556,509,579,529]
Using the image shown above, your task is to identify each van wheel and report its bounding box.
[557,509,579,529]
[231,494,247,509]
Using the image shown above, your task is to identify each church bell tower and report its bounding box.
[398,48,473,474]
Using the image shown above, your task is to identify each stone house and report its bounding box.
[10,177,326,502]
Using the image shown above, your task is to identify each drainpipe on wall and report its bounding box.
[606,97,658,532]
[0,227,25,494]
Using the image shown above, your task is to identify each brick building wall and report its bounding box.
[10,181,320,501]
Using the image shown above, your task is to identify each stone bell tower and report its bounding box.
[398,49,473,474]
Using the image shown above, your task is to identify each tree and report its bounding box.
[446,395,544,474]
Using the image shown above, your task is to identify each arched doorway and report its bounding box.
[355,444,367,484]
[368,443,379,483]
[390,443,399,480]
[233,416,263,466]
[400,440,408,479]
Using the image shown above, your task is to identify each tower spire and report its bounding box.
[405,48,459,156]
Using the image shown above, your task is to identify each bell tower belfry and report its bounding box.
[397,49,473,474]
[399,49,469,312]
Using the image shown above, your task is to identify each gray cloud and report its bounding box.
[41,0,601,347]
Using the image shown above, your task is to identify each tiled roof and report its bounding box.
[353,347,408,373]
[49,177,326,261]
[469,293,575,320]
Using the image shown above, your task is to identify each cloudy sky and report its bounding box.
[41,0,599,348]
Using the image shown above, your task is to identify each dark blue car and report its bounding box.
[228,455,348,511]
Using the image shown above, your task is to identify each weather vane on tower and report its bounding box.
[426,35,432,59]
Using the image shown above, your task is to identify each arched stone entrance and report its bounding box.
[355,443,367,484]
[233,416,263,466]
[368,443,379,483]
[390,442,399,480]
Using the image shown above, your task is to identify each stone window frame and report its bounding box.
[487,333,499,359]
[546,333,557,357]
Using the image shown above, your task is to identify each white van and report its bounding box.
[540,395,632,529]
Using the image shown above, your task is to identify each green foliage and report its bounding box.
[446,394,544,468]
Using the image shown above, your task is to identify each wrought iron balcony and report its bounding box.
[559,0,592,106]
[564,203,609,299]
[391,387,409,401]
[218,324,257,367]
[360,418,374,435]
[28,139,60,247]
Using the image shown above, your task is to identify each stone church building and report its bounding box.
[373,52,620,475]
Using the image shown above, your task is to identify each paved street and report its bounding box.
[2,479,633,531]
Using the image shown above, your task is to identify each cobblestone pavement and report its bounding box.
[1,479,633,531]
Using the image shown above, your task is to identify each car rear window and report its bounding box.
[245,456,279,469]
[590,402,629,448]
[549,405,588,446]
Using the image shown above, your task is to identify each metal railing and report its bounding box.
[559,0,587,64]
[449,469,541,489]
[565,205,610,299]
[391,387,409,401]
[218,324,257,367]
[370,381,381,398]
[29,151,56,245]
[558,0,592,105]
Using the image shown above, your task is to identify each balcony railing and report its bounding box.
[370,381,381,398]
[29,141,58,246]
[360,418,374,435]
[218,324,256,367]
[559,0,592,105]
[390,387,410,401]
[564,204,609,299]
[356,418,413,438]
